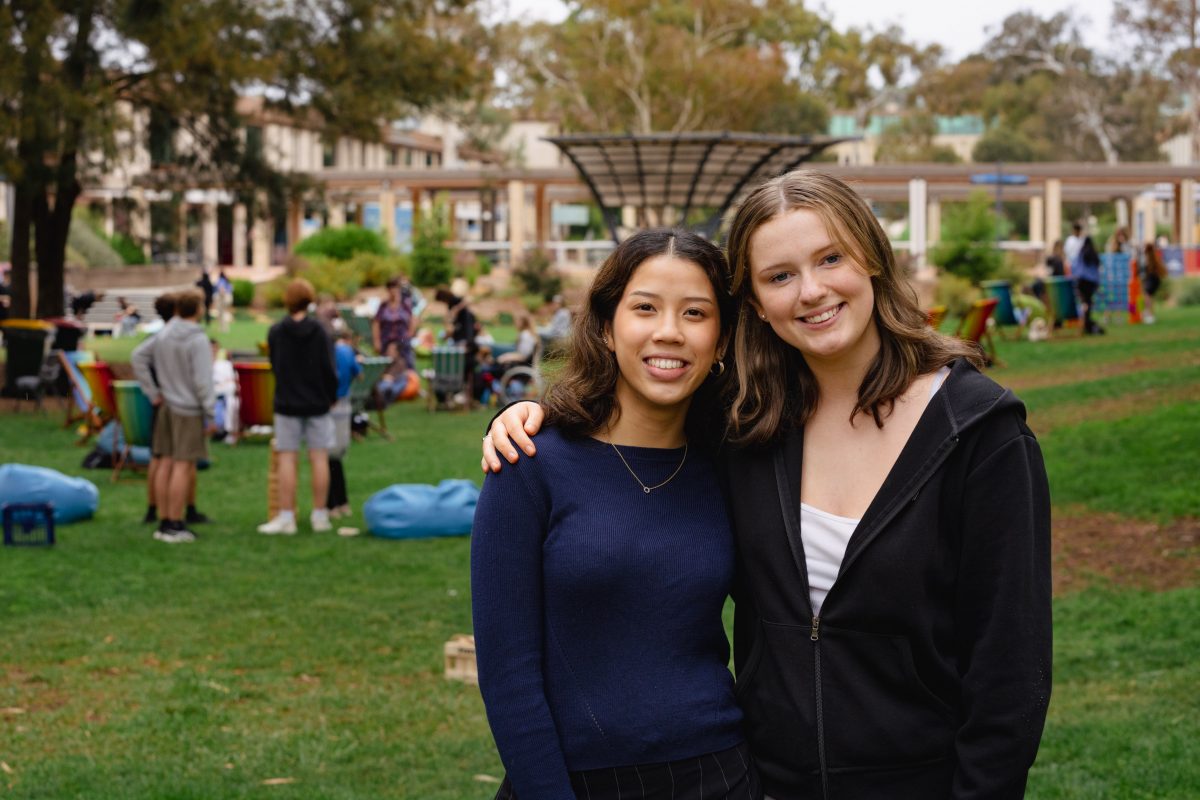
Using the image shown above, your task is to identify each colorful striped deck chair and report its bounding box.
[58,350,103,440]
[79,361,118,422]
[233,361,275,441]
[955,297,1001,366]
[349,356,393,440]
[925,305,947,329]
[111,379,154,481]
[424,344,468,411]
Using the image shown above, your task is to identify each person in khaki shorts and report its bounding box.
[258,278,338,535]
[147,289,216,543]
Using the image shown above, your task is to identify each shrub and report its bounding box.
[935,270,979,320]
[110,233,147,265]
[411,201,454,286]
[521,293,544,313]
[298,256,361,301]
[232,279,255,307]
[261,276,287,308]
[930,191,1007,285]
[513,249,563,301]
[1176,277,1200,307]
[293,224,390,261]
[348,251,409,288]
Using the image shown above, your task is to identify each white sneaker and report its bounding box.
[310,510,332,532]
[257,514,297,535]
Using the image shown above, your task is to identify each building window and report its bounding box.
[387,147,398,166]
[149,108,176,166]
[245,125,263,161]
[323,142,336,168]
[405,149,412,167]
[425,152,433,167]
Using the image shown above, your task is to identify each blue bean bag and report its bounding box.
[364,479,479,539]
[0,463,100,524]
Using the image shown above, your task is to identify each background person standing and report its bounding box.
[258,278,339,535]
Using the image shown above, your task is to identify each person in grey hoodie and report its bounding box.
[137,288,216,543]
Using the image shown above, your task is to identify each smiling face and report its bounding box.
[748,208,880,370]
[605,255,722,425]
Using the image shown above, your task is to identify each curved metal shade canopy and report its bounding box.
[544,131,855,241]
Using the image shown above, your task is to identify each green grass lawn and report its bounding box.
[1,306,1197,798]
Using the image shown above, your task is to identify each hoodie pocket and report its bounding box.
[820,625,956,769]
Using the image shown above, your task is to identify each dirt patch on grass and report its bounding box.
[1028,383,1200,435]
[1001,351,1200,392]
[1053,510,1200,596]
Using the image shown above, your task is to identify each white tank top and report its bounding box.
[801,367,951,615]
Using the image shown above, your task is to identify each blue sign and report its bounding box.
[970,173,1029,185]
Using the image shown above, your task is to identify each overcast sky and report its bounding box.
[498,0,1118,62]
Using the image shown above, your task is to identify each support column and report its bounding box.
[286,201,302,251]
[103,197,115,238]
[1029,196,1044,246]
[1043,179,1063,250]
[379,186,396,246]
[0,181,8,224]
[232,203,248,268]
[410,187,423,230]
[1179,179,1196,248]
[507,180,526,265]
[328,201,346,228]
[1132,193,1156,244]
[908,179,927,268]
[201,202,218,266]
[251,195,271,269]
[535,183,548,247]
[927,199,941,248]
[621,205,637,229]
[1115,197,1130,228]
[131,188,151,260]
[177,202,188,263]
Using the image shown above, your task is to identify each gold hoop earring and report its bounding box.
[710,359,725,376]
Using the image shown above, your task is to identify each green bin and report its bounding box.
[980,280,1017,326]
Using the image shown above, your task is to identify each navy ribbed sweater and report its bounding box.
[471,427,744,799]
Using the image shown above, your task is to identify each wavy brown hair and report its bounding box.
[543,228,735,444]
[724,170,983,445]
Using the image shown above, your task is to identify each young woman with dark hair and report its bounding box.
[472,228,759,799]
[485,171,1052,800]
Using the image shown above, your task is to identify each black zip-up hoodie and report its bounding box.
[726,359,1051,799]
[267,314,337,417]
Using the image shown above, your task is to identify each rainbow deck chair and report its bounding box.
[111,379,154,481]
[57,350,104,440]
[78,361,118,422]
[955,297,1001,366]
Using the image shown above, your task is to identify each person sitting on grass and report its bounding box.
[258,278,338,535]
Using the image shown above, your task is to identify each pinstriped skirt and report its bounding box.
[494,742,762,800]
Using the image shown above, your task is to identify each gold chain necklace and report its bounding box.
[610,442,688,495]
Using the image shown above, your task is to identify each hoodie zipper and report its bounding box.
[811,614,830,799]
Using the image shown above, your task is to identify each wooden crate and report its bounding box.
[444,634,478,685]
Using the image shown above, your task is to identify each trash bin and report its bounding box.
[0,319,54,397]
[1045,276,1079,322]
[980,280,1017,326]
[47,317,85,352]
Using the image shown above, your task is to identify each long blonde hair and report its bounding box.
[724,170,982,445]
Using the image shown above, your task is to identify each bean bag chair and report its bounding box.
[0,463,99,524]
[364,479,479,539]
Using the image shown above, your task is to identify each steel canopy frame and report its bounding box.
[544,132,855,243]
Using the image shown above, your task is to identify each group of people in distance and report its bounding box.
[1054,221,1170,335]
[475,171,1052,799]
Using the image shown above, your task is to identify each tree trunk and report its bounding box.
[8,181,34,319]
